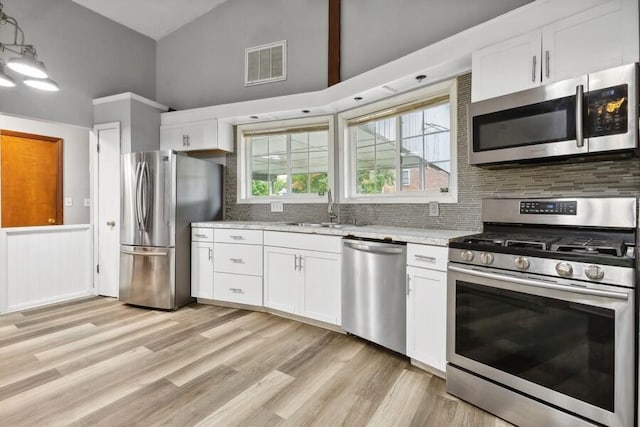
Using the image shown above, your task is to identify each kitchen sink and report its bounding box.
[284,222,345,229]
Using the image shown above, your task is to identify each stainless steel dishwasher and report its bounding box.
[342,238,407,354]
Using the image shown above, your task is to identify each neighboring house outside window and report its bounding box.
[237,116,334,204]
[338,79,457,204]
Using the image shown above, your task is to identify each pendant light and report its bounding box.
[7,46,48,79]
[0,2,58,91]
[23,76,59,91]
[0,60,17,87]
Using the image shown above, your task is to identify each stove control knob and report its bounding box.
[514,256,530,270]
[461,250,474,262]
[585,265,605,281]
[555,262,573,277]
[480,253,494,265]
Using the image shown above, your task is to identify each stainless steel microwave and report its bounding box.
[468,63,638,165]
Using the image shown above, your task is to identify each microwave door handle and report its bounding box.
[576,84,584,148]
[448,266,629,301]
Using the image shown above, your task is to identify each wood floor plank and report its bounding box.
[0,297,510,427]
[198,370,295,426]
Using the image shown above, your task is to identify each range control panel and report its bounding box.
[520,200,577,215]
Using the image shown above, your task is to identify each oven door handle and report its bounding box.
[448,266,629,301]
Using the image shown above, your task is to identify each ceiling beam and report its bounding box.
[328,0,340,86]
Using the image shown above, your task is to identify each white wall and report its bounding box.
[0,0,156,127]
[156,0,532,111]
[0,114,90,224]
[156,0,328,111]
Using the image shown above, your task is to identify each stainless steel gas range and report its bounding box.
[446,197,636,427]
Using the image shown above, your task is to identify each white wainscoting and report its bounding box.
[0,225,94,313]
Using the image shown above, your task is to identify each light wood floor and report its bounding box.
[0,297,510,426]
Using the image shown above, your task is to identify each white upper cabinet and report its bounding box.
[160,119,233,152]
[472,32,542,102]
[472,0,638,102]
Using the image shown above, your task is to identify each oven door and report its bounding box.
[469,75,587,165]
[447,264,634,427]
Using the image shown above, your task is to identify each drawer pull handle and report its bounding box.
[195,234,207,238]
[229,258,244,263]
[415,254,437,262]
[230,235,244,240]
[229,288,244,294]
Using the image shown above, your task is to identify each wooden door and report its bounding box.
[0,131,63,227]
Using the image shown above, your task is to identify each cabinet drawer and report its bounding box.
[191,228,213,242]
[264,231,341,253]
[213,243,263,275]
[214,273,263,306]
[215,228,263,245]
[407,244,448,271]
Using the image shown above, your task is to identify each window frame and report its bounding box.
[237,115,335,204]
[338,79,458,204]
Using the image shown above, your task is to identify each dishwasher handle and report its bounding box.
[343,240,405,255]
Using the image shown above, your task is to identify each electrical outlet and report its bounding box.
[64,197,73,207]
[271,201,284,212]
[83,198,91,207]
[429,201,439,217]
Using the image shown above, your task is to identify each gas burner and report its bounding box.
[462,235,505,246]
[505,236,559,251]
[551,238,626,257]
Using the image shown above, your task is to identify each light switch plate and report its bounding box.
[429,201,439,217]
[64,197,73,207]
[271,201,284,212]
[83,198,91,207]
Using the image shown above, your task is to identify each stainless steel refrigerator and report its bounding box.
[119,150,222,309]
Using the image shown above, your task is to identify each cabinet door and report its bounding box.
[160,124,188,151]
[299,250,341,325]
[191,241,213,299]
[184,120,218,151]
[542,0,635,84]
[263,246,299,314]
[406,266,447,374]
[471,31,542,102]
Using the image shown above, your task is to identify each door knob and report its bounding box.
[48,218,56,224]
[106,221,116,227]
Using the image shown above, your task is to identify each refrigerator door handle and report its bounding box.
[120,248,168,257]
[141,161,150,228]
[134,161,144,230]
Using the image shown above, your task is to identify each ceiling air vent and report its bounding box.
[245,40,287,86]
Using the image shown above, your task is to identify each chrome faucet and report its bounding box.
[327,189,338,223]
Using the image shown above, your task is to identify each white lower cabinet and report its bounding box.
[212,229,264,306]
[263,232,341,325]
[213,272,262,306]
[406,243,448,376]
[191,241,213,299]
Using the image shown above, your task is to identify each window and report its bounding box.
[237,116,334,203]
[339,79,457,203]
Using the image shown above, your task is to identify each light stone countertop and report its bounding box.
[191,220,475,246]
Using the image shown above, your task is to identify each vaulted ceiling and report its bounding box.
[71,0,230,40]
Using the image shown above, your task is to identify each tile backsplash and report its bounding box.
[223,73,640,231]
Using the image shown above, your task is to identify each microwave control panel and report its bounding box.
[520,201,577,215]
[587,84,628,137]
